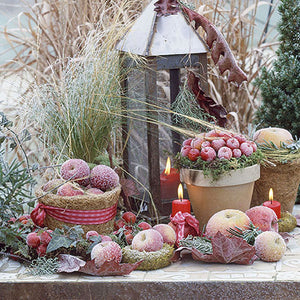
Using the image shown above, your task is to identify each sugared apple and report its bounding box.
[245,206,278,232]
[205,209,251,238]
[253,127,293,147]
[254,231,286,262]
[153,224,176,246]
[91,241,122,268]
[131,229,163,252]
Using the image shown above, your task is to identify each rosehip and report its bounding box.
[248,141,257,152]
[100,235,112,242]
[218,146,233,160]
[232,148,242,158]
[114,219,126,230]
[122,211,137,224]
[182,138,193,146]
[37,244,47,257]
[188,148,200,161]
[40,230,52,245]
[201,141,211,148]
[138,221,152,230]
[181,145,191,157]
[234,134,247,144]
[240,142,254,157]
[226,137,240,149]
[205,130,219,137]
[211,139,226,151]
[191,138,203,150]
[125,232,134,245]
[26,232,41,248]
[200,147,216,161]
[86,230,99,240]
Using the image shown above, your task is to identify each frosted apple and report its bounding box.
[131,229,163,252]
[153,224,176,246]
[245,206,278,232]
[253,127,293,147]
[91,241,122,268]
[205,209,251,238]
[254,231,286,262]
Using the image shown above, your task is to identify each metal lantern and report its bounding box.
[116,0,208,215]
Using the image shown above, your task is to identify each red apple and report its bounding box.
[131,229,163,252]
[153,224,176,246]
[205,209,251,238]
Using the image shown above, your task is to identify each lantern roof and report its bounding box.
[116,0,208,56]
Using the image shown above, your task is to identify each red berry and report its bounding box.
[86,230,99,240]
[190,138,203,150]
[211,139,226,151]
[181,145,192,157]
[182,138,193,146]
[248,141,257,152]
[40,230,52,245]
[138,221,152,230]
[234,134,247,144]
[26,232,41,248]
[200,147,216,161]
[201,141,211,148]
[188,148,200,161]
[232,148,242,158]
[218,146,233,160]
[240,142,254,156]
[226,137,240,149]
[114,219,126,230]
[122,212,137,224]
[205,130,219,138]
[37,244,47,257]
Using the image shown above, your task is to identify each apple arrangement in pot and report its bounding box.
[175,129,264,230]
[251,127,300,213]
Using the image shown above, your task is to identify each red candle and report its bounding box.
[171,183,191,217]
[160,157,180,200]
[263,188,281,219]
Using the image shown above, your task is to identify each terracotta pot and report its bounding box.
[180,164,260,230]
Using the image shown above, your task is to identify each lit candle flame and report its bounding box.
[164,157,171,175]
[269,188,273,203]
[178,183,183,200]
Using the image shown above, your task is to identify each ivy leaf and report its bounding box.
[46,229,74,253]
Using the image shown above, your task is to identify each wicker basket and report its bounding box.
[251,160,300,213]
[35,184,121,235]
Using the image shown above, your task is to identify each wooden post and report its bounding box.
[145,59,162,214]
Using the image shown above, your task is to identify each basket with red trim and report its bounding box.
[32,184,121,235]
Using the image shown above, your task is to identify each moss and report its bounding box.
[278,212,297,232]
[121,243,174,271]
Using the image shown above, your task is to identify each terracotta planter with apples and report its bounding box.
[180,164,260,230]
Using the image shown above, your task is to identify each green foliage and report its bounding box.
[0,113,36,225]
[28,257,59,276]
[32,34,123,163]
[46,225,85,253]
[227,223,262,246]
[174,150,264,181]
[255,0,300,138]
[171,85,215,131]
[179,235,212,254]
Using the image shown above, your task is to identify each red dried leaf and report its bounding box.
[154,0,180,17]
[58,254,86,273]
[182,5,247,85]
[188,71,227,127]
[172,232,256,265]
[79,259,143,276]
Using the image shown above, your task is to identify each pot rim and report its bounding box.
[180,164,260,187]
